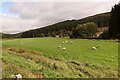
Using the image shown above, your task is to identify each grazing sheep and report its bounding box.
[62,47,66,50]
[58,46,61,48]
[96,45,101,49]
[71,41,73,44]
[62,42,65,44]
[21,43,23,44]
[15,74,22,79]
[92,47,97,50]
[65,40,68,43]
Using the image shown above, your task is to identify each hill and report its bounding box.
[2,12,110,38]
[0,33,12,38]
[1,33,22,39]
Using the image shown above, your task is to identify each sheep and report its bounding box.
[21,43,23,44]
[71,41,73,44]
[92,47,97,50]
[62,41,65,44]
[58,46,61,49]
[96,45,101,48]
[65,40,68,43]
[62,47,66,50]
[15,74,22,79]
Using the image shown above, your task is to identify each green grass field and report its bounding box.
[2,37,118,78]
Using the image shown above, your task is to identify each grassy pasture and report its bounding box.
[2,37,118,78]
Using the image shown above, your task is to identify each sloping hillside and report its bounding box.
[1,33,23,39]
[2,12,110,38]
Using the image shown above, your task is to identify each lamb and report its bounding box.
[62,41,65,44]
[62,47,66,50]
[15,74,22,79]
[92,47,97,50]
[58,46,61,48]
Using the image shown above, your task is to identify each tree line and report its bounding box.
[21,12,110,38]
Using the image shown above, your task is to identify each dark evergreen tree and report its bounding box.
[109,2,120,38]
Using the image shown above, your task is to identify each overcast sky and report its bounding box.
[0,0,119,34]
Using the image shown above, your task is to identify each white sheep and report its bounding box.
[62,41,65,44]
[71,41,73,44]
[92,47,97,50]
[15,74,22,79]
[58,46,61,48]
[65,40,68,43]
[21,43,23,44]
[62,47,66,50]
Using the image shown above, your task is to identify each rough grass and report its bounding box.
[2,37,118,78]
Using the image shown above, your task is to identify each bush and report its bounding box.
[71,22,98,38]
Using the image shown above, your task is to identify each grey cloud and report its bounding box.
[1,1,119,34]
[1,14,38,33]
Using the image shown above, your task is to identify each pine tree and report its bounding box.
[109,2,120,38]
